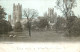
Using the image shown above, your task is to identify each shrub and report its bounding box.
[65,16,77,36]
[69,18,80,36]
[38,19,49,29]
[55,17,66,31]
[0,19,12,34]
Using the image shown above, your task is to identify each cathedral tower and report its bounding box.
[13,3,22,24]
[48,8,57,23]
[48,8,54,18]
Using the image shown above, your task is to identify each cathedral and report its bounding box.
[8,3,28,28]
[8,3,57,30]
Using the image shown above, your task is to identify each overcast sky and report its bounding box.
[0,0,80,19]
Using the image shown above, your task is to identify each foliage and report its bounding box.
[0,5,12,34]
[0,6,6,19]
[68,18,80,36]
[14,22,23,32]
[24,18,49,31]
[38,18,49,29]
[55,17,66,31]
[56,0,77,35]
[67,16,76,33]
[65,16,77,36]
[0,19,12,34]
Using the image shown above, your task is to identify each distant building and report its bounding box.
[42,8,57,30]
[8,15,11,23]
[48,8,54,18]
[47,8,57,23]
[13,3,22,24]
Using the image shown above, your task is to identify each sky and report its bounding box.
[0,0,80,19]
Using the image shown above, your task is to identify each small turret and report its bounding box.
[8,15,11,23]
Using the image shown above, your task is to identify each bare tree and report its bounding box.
[56,0,76,18]
[23,8,38,37]
[55,0,77,34]
[24,8,38,19]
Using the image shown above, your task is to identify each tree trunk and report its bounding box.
[28,21,31,37]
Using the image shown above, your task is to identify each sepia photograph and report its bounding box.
[0,0,80,52]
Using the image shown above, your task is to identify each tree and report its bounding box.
[56,0,77,34]
[67,16,77,35]
[23,8,38,37]
[0,5,12,34]
[56,0,76,17]
[71,18,80,36]
[0,6,6,19]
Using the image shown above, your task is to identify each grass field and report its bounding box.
[0,31,80,42]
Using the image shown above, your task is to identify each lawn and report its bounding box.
[0,31,80,42]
